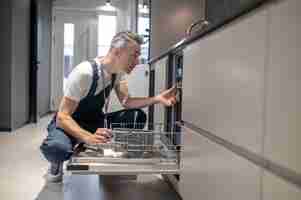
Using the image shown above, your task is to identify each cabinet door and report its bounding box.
[182,7,268,154]
[178,126,203,200]
[264,0,301,174]
[179,126,261,200]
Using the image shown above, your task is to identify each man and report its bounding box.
[40,31,177,182]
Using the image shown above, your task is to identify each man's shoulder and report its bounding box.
[64,61,94,99]
[72,61,93,77]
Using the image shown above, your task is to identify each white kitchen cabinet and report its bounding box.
[178,127,203,200]
[264,0,301,174]
[153,1,301,199]
[182,6,268,154]
[179,126,261,200]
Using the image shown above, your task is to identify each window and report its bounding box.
[63,23,74,79]
[98,15,117,56]
[138,0,150,63]
[138,16,150,62]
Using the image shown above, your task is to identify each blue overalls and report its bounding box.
[40,60,146,163]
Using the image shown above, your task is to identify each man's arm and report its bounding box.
[122,96,160,109]
[115,80,177,109]
[56,96,111,145]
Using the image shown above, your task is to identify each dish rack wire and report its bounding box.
[83,122,182,163]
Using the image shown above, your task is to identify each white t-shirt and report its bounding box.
[64,58,127,102]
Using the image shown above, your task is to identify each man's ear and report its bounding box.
[112,48,122,57]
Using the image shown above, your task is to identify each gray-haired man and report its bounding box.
[40,31,177,182]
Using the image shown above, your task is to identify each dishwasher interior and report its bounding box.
[67,123,181,175]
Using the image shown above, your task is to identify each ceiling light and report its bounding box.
[139,0,148,14]
[99,0,116,11]
[141,5,148,14]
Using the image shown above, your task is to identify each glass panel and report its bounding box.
[98,15,117,56]
[63,23,74,88]
[138,0,150,63]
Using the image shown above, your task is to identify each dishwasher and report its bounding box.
[67,50,183,178]
[66,123,181,175]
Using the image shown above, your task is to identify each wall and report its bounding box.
[0,0,52,131]
[0,0,12,130]
[37,0,52,117]
[150,0,202,58]
[207,0,263,26]
[11,0,31,130]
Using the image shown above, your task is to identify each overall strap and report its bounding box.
[111,73,117,88]
[102,67,117,114]
[86,60,99,97]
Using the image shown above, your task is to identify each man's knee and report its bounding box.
[40,133,73,163]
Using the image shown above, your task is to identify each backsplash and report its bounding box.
[206,0,265,27]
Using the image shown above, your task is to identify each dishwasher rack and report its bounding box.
[67,123,181,175]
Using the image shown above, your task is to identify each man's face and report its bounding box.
[119,42,141,74]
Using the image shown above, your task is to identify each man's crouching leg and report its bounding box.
[40,121,75,182]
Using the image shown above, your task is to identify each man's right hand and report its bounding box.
[84,128,113,145]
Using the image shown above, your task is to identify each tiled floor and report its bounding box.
[0,115,180,200]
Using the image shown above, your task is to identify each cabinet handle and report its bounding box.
[186,19,210,36]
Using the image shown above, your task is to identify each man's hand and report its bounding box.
[155,86,177,107]
[84,128,113,145]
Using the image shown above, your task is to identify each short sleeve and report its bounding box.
[64,62,93,102]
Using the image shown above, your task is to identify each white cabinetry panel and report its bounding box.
[264,0,301,174]
[179,127,261,200]
[182,8,268,154]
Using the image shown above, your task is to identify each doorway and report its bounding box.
[29,0,52,123]
[51,9,117,111]
[50,0,151,113]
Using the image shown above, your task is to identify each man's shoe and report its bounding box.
[45,162,63,183]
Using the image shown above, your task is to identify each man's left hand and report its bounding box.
[155,86,177,107]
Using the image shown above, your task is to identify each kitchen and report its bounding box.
[0,0,300,199]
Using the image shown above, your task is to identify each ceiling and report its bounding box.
[53,0,124,9]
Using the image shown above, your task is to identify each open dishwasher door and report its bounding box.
[66,123,181,175]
